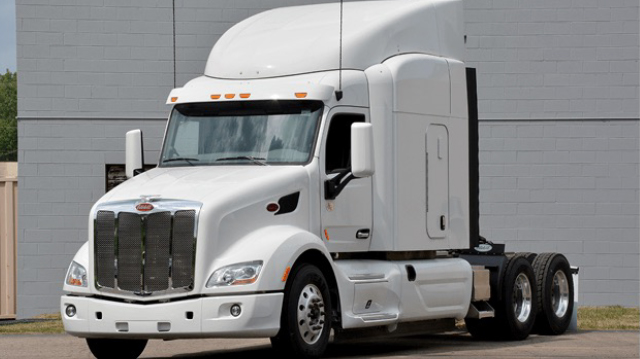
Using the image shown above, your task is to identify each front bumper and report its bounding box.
[61,293,283,339]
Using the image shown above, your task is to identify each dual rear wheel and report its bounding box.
[466,252,574,340]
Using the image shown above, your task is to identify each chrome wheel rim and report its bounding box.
[552,270,570,318]
[297,284,326,345]
[513,273,533,323]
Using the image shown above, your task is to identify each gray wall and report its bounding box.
[16,0,639,317]
[465,0,639,306]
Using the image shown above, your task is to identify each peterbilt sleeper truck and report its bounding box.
[61,1,575,358]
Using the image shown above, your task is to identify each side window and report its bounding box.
[325,114,365,174]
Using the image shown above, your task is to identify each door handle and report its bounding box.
[356,229,370,239]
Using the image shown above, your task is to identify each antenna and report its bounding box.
[172,0,176,88]
[335,0,344,101]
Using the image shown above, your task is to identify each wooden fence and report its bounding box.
[0,163,17,319]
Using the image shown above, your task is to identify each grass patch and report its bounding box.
[578,306,639,331]
[0,313,64,335]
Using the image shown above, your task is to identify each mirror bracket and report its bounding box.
[324,167,354,200]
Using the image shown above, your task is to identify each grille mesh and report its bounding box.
[95,211,115,289]
[94,207,196,295]
[117,212,143,292]
[172,210,196,288]
[144,212,172,291]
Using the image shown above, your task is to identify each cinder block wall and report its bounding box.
[16,0,639,317]
[465,0,639,306]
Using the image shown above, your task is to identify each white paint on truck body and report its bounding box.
[62,0,473,341]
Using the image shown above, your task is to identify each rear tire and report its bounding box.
[86,338,147,359]
[532,253,574,335]
[466,255,537,341]
[498,255,537,340]
[514,252,537,264]
[271,263,332,359]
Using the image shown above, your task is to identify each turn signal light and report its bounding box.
[170,97,178,102]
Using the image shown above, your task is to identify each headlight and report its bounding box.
[207,261,263,288]
[65,261,88,287]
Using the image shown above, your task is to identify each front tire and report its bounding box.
[271,263,332,359]
[86,338,147,359]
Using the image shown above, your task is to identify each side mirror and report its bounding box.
[125,129,144,179]
[351,123,375,178]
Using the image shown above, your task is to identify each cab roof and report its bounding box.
[204,0,464,80]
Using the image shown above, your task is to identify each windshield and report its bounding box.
[160,100,323,167]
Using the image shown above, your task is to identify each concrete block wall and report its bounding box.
[478,120,639,306]
[15,0,639,316]
[465,0,639,306]
[16,0,334,119]
[464,0,639,119]
[16,119,165,315]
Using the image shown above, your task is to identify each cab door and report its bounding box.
[320,108,373,252]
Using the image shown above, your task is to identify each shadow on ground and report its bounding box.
[146,331,584,359]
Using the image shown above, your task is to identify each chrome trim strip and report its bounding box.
[360,313,398,322]
[348,273,386,281]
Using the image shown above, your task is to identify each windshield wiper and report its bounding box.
[162,157,199,166]
[216,156,268,166]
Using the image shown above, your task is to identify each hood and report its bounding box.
[100,165,309,205]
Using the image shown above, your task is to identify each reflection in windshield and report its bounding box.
[161,101,323,167]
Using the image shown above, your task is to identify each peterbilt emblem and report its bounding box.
[136,203,154,211]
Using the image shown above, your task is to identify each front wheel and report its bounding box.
[86,338,147,359]
[271,263,332,359]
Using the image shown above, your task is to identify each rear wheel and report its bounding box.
[86,338,147,359]
[497,255,537,340]
[271,263,332,359]
[466,255,537,341]
[532,253,574,335]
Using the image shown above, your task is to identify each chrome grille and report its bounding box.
[144,212,172,292]
[95,211,115,289]
[94,201,198,296]
[118,212,143,292]
[172,210,196,288]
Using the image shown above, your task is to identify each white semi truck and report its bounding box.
[61,1,575,358]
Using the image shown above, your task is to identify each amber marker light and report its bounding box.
[295,92,308,98]
[211,94,221,100]
[225,94,236,99]
[171,97,178,102]
[233,277,258,285]
[239,93,251,99]
[282,267,291,282]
